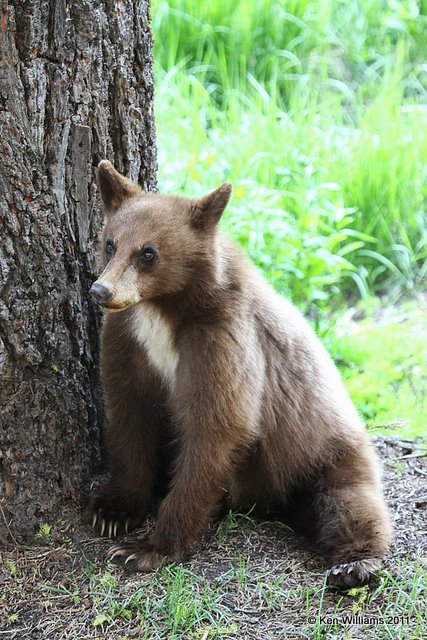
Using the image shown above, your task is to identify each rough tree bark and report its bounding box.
[0,0,157,542]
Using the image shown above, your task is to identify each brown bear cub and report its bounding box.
[85,160,392,588]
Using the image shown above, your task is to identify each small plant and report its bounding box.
[234,555,248,591]
[5,559,20,578]
[35,522,52,544]
[89,569,118,600]
[215,509,255,545]
[348,585,369,614]
[92,612,109,628]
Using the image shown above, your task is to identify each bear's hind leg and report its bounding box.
[314,444,392,589]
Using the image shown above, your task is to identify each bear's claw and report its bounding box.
[124,553,138,564]
[108,541,170,571]
[327,557,381,589]
[83,496,145,539]
[109,546,128,559]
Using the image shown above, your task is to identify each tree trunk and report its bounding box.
[0,0,157,543]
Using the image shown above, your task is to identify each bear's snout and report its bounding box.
[90,282,112,306]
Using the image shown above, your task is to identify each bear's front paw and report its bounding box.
[83,497,144,538]
[327,557,382,589]
[109,539,182,571]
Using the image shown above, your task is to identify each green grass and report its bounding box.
[332,306,427,438]
[80,554,426,639]
[155,68,427,322]
[153,0,427,317]
[153,0,427,105]
[154,64,427,315]
[86,563,235,638]
[305,558,427,640]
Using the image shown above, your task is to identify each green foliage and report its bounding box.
[153,0,427,316]
[306,558,427,639]
[5,560,20,578]
[333,310,427,438]
[215,509,256,545]
[153,0,427,105]
[85,564,234,637]
[82,556,426,639]
[35,522,52,544]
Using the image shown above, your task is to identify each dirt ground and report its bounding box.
[1,436,426,639]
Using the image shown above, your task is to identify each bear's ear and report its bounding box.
[191,183,232,229]
[97,160,142,215]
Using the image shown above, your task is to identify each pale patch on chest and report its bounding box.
[131,304,179,388]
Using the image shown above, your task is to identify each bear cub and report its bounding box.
[85,160,392,588]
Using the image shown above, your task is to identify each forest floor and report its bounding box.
[1,438,426,640]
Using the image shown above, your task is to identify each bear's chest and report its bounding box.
[131,305,179,388]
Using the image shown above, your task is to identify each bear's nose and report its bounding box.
[89,282,112,305]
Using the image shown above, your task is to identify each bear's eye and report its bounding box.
[105,239,115,258]
[140,245,157,265]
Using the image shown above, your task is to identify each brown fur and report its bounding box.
[84,160,392,587]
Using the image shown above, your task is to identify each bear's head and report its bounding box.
[90,160,232,312]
